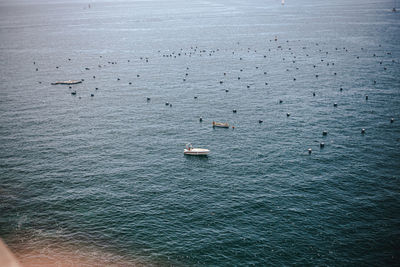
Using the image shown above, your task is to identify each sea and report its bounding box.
[0,0,399,266]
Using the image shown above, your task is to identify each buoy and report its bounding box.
[165,102,169,106]
[286,113,290,117]
[194,96,197,99]
[333,103,337,107]
[390,118,394,123]
[95,87,98,90]
[147,97,151,101]
[233,109,237,113]
[169,104,172,107]
[340,88,343,91]
[93,76,95,79]
[365,95,368,100]
[225,89,229,92]
[220,81,223,84]
[117,78,120,80]
[259,120,263,123]
[247,85,250,88]
[279,100,283,104]
[238,77,240,80]
[232,126,235,129]
[320,142,325,148]
[129,82,132,85]
[69,86,72,89]
[308,148,312,154]
[91,94,94,97]
[322,131,328,136]
[313,92,315,96]
[361,128,365,134]
[71,91,76,95]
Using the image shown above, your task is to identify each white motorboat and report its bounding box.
[184,143,210,156]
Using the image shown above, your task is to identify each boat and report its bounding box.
[212,121,229,128]
[51,80,82,85]
[184,143,209,156]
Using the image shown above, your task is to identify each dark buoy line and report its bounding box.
[33,35,397,153]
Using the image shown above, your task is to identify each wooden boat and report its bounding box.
[51,80,82,85]
[184,143,209,156]
[212,121,229,128]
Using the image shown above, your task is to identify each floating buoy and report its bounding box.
[279,100,283,104]
[220,81,223,84]
[169,104,172,107]
[313,92,315,96]
[259,120,263,123]
[199,117,203,122]
[320,142,325,148]
[194,96,197,99]
[390,118,394,123]
[308,148,312,154]
[71,91,76,95]
[117,78,120,80]
[247,85,250,88]
[91,94,94,97]
[286,113,290,117]
[93,76,95,79]
[129,82,132,85]
[340,88,343,91]
[365,95,368,100]
[165,102,169,106]
[232,126,235,130]
[233,109,237,113]
[361,128,365,134]
[225,89,229,92]
[322,131,328,136]
[95,87,98,90]
[147,97,151,101]
[69,86,72,89]
[333,103,338,107]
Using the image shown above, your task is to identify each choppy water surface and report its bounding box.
[1,0,400,265]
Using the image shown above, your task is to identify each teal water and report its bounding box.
[0,0,400,265]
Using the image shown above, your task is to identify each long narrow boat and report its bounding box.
[212,121,229,128]
[51,80,82,85]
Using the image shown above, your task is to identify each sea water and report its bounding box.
[0,0,399,265]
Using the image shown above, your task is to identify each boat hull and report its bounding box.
[184,149,209,156]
